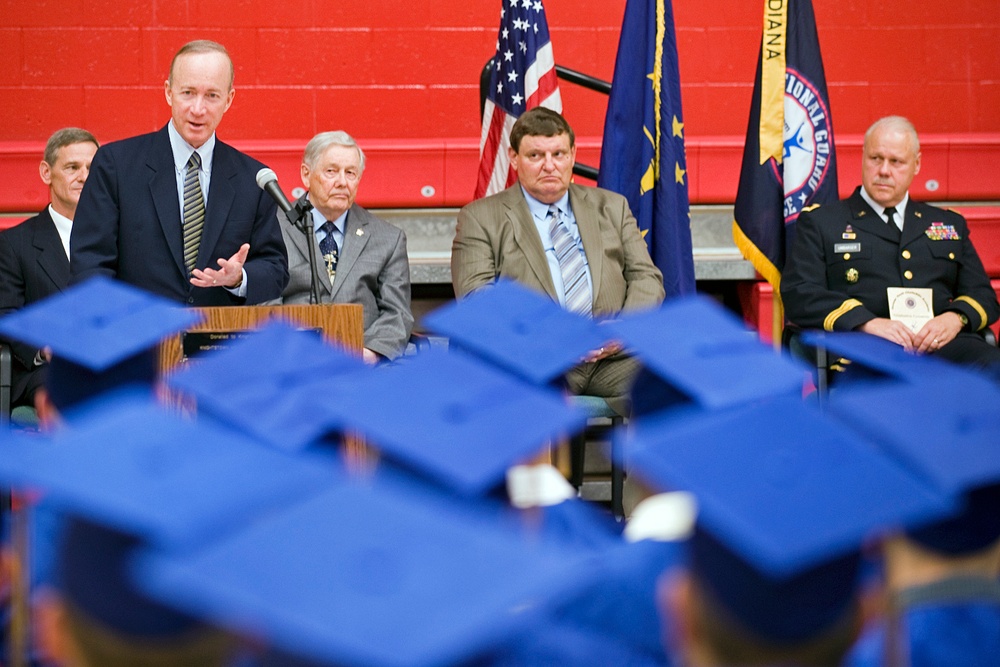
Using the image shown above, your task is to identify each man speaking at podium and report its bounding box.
[70,40,287,306]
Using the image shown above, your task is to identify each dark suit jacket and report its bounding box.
[782,187,999,332]
[451,183,665,317]
[70,125,287,306]
[0,208,68,404]
[278,199,413,360]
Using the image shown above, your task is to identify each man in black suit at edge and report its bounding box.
[0,128,99,408]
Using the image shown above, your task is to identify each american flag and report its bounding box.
[475,0,562,199]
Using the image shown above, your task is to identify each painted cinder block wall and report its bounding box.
[1,0,998,211]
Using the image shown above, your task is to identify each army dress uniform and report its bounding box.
[782,187,1000,369]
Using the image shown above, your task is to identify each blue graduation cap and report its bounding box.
[622,395,951,642]
[0,394,339,640]
[608,296,809,416]
[322,346,590,496]
[135,474,603,667]
[166,321,367,451]
[0,394,337,550]
[799,330,996,389]
[826,376,1000,555]
[423,279,610,386]
[0,276,201,410]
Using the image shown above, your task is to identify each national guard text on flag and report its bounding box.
[732,0,838,322]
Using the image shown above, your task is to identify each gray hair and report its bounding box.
[864,116,920,155]
[43,128,99,167]
[303,131,366,172]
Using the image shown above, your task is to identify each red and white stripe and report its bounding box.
[475,42,562,199]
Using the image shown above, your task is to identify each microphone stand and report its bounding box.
[286,199,322,305]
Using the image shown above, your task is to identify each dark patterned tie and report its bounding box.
[884,206,899,231]
[182,152,205,274]
[548,204,591,316]
[319,221,339,282]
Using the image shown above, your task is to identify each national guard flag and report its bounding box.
[732,0,838,312]
[599,0,695,298]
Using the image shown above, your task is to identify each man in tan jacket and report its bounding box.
[452,108,664,414]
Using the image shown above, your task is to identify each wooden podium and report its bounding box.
[159,303,364,372]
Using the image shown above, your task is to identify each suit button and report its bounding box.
[843,253,851,260]
[949,252,956,260]
[902,250,911,259]
[187,297,195,304]
[904,270,913,280]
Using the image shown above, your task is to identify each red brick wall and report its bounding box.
[2,0,999,210]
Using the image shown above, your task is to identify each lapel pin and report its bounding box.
[356,229,364,236]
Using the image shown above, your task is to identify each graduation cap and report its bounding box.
[0,276,201,411]
[321,346,589,496]
[0,393,338,638]
[621,395,951,642]
[798,330,996,390]
[135,473,603,667]
[166,321,367,451]
[825,376,1000,555]
[607,296,808,416]
[422,279,609,386]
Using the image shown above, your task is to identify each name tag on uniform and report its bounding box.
[834,243,861,253]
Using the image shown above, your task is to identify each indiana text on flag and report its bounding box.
[733,0,838,302]
[598,0,694,298]
[476,0,562,199]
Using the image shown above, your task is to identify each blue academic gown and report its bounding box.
[847,577,1000,667]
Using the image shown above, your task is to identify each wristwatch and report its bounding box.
[957,312,969,330]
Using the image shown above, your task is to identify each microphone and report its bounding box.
[255,168,294,214]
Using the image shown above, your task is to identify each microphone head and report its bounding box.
[255,168,278,190]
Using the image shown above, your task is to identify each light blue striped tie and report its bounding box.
[548,204,591,316]
[182,152,205,274]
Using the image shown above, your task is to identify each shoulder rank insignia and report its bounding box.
[846,268,859,283]
[925,222,960,240]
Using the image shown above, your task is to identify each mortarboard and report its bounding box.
[825,374,1000,555]
[0,393,339,638]
[422,279,609,386]
[166,321,366,451]
[608,296,808,416]
[621,395,951,641]
[798,330,997,390]
[135,474,602,667]
[0,394,338,549]
[321,346,589,496]
[0,276,201,410]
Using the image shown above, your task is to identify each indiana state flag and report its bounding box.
[598,0,694,298]
[733,0,838,293]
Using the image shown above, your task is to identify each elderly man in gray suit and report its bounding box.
[452,108,664,415]
[277,131,413,363]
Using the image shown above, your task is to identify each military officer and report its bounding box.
[781,115,1000,377]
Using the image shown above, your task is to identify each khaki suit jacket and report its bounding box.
[451,184,664,316]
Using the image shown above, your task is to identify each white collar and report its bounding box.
[167,121,216,175]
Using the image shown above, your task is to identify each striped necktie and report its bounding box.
[548,204,591,316]
[319,220,339,282]
[182,152,205,274]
